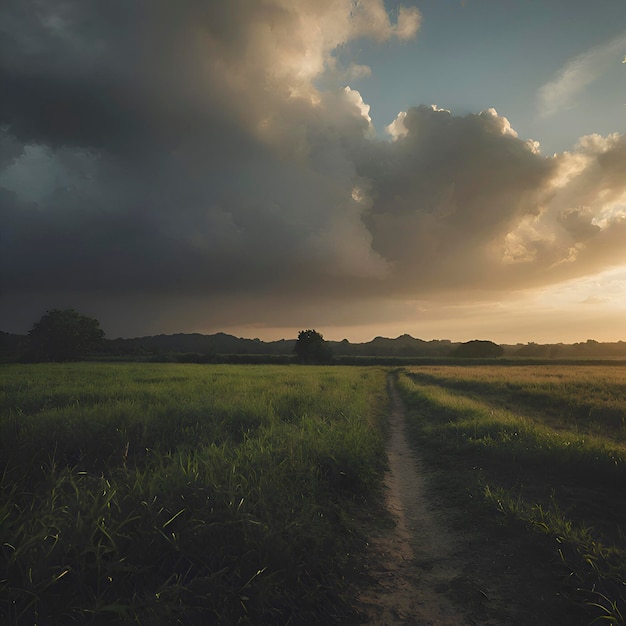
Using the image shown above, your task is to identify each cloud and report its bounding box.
[498,133,626,281]
[537,30,626,118]
[343,86,373,126]
[359,106,556,291]
[344,63,373,81]
[385,111,408,140]
[361,107,626,297]
[0,1,413,309]
[2,1,626,337]
[394,6,422,40]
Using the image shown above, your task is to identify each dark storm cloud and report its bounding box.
[357,106,554,291]
[1,0,626,335]
[0,0,396,315]
[0,0,270,158]
[0,0,147,149]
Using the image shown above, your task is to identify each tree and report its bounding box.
[28,309,105,361]
[294,329,332,364]
[452,339,504,358]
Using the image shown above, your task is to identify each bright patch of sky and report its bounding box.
[331,0,626,155]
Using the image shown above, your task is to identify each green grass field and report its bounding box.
[3,362,626,624]
[396,365,626,623]
[1,363,388,624]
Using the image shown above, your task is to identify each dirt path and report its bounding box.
[353,376,590,626]
[356,377,472,625]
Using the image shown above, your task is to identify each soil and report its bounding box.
[353,377,586,625]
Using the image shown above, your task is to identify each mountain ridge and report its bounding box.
[3,330,626,359]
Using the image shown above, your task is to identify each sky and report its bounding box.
[1,0,626,344]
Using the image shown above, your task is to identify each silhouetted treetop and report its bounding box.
[294,329,332,364]
[28,309,104,361]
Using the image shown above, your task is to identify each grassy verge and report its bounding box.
[396,366,626,624]
[1,363,388,624]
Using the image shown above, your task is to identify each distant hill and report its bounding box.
[101,333,626,359]
[3,328,626,361]
[501,339,626,359]
[329,334,453,357]
[104,333,296,357]
[101,332,455,358]
[105,332,293,356]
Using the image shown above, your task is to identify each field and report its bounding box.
[0,363,388,624]
[396,365,626,623]
[2,362,626,624]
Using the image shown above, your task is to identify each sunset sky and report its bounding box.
[2,0,626,343]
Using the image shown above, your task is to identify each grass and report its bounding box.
[404,365,626,440]
[396,365,626,624]
[0,363,388,624]
[5,361,626,623]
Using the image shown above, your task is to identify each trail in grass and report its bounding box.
[356,377,472,625]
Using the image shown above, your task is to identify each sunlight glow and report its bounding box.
[591,198,626,228]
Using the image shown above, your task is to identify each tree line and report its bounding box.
[3,308,524,363]
[14,312,338,364]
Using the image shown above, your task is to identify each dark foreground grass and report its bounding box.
[396,366,626,624]
[0,363,388,624]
